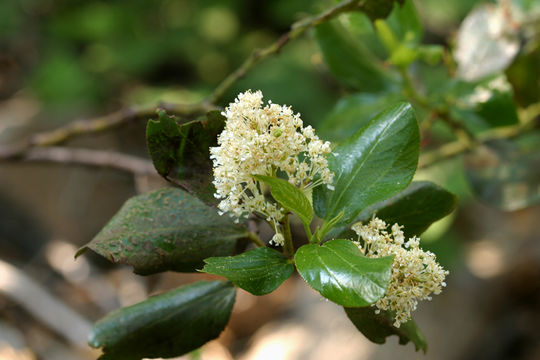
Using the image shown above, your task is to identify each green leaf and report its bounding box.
[344,306,427,352]
[336,181,457,239]
[78,188,247,274]
[202,247,294,295]
[146,110,225,203]
[465,133,540,211]
[315,209,345,243]
[314,102,420,227]
[315,20,396,93]
[174,110,225,203]
[89,281,236,360]
[345,12,387,60]
[295,239,393,307]
[386,0,423,44]
[475,89,519,128]
[418,45,444,66]
[317,92,403,143]
[146,109,181,177]
[449,75,519,133]
[254,175,313,227]
[362,0,405,21]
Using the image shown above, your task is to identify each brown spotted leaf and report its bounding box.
[77,188,248,274]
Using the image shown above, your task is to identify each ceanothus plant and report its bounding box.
[72,0,540,358]
[78,90,455,359]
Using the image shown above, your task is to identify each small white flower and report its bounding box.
[270,233,285,246]
[211,90,333,243]
[352,217,449,328]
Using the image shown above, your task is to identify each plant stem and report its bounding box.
[419,109,538,168]
[281,215,294,257]
[303,222,313,243]
[246,232,265,248]
[398,66,428,107]
[0,102,216,161]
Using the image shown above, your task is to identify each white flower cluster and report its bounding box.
[210,90,333,245]
[352,217,449,328]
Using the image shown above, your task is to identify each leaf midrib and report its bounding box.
[327,111,400,220]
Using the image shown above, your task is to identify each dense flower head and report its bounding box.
[210,90,333,245]
[352,217,449,327]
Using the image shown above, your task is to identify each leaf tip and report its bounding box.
[87,329,102,349]
[74,246,88,259]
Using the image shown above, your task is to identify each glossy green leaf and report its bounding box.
[315,210,345,244]
[295,239,393,307]
[465,133,540,211]
[254,175,313,227]
[77,188,247,274]
[314,102,420,227]
[317,92,403,143]
[344,306,427,352]
[315,20,395,93]
[146,110,181,177]
[89,281,236,360]
[346,181,458,239]
[202,247,294,295]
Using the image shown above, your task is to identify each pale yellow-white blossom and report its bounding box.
[352,217,449,327]
[210,90,333,245]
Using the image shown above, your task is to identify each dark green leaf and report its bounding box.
[78,188,247,274]
[314,102,420,227]
[344,306,427,352]
[465,133,540,211]
[202,247,294,295]
[317,92,403,143]
[315,209,345,243]
[295,239,393,307]
[146,110,181,177]
[254,175,313,227]
[315,20,396,92]
[475,88,519,127]
[362,0,405,21]
[146,110,225,203]
[449,76,519,133]
[174,110,225,203]
[89,281,236,360]
[334,181,457,239]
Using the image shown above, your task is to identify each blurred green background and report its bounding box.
[0,0,487,124]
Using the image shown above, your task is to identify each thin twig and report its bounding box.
[208,0,367,104]
[281,215,295,257]
[0,101,216,161]
[246,232,266,248]
[0,0,365,169]
[17,146,157,175]
[419,106,539,168]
